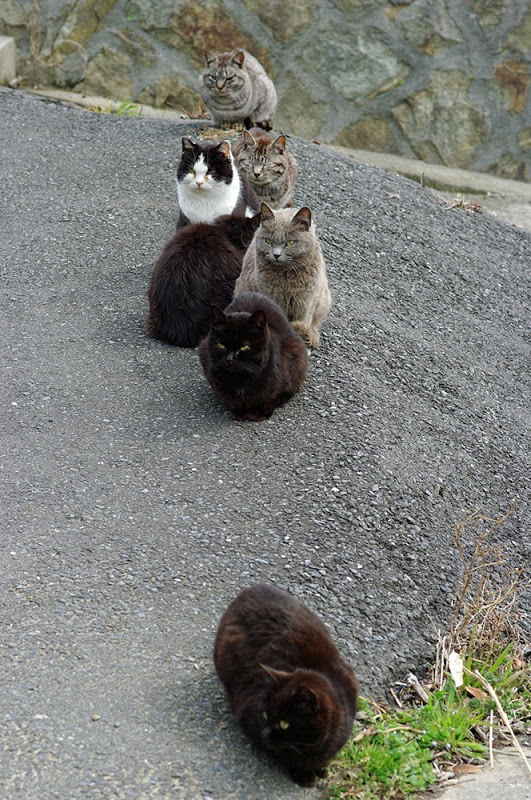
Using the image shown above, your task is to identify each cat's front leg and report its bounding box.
[247,117,273,131]
[288,767,318,787]
[292,321,320,350]
[210,115,245,132]
[230,407,249,421]
[233,270,258,296]
[230,402,276,421]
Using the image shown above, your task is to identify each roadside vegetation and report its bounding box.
[328,505,530,799]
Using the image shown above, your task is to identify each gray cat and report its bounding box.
[199,49,277,131]
[234,203,332,349]
[232,128,298,209]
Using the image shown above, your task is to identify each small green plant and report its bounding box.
[328,698,436,799]
[398,686,487,760]
[464,641,530,723]
[114,99,139,116]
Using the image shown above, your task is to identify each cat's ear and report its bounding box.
[292,685,319,714]
[216,140,232,160]
[248,309,267,333]
[250,210,262,228]
[260,664,292,684]
[182,137,195,152]
[210,304,227,328]
[292,207,312,230]
[204,50,217,65]
[272,134,286,154]
[242,130,256,146]
[260,202,274,221]
[231,50,245,68]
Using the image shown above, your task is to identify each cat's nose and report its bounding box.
[195,179,204,187]
[226,352,234,362]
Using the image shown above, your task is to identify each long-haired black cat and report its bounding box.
[147,213,261,348]
[198,292,308,421]
[214,584,359,786]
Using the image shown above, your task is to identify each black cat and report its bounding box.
[198,292,308,421]
[146,213,261,348]
[214,584,359,786]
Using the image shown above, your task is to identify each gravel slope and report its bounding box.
[1,88,529,800]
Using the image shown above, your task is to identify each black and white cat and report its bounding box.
[176,138,260,229]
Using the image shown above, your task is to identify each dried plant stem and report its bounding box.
[489,709,494,768]
[390,687,403,708]
[467,667,531,777]
[406,672,430,703]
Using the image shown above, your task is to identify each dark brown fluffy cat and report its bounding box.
[214,584,359,785]
[198,293,308,421]
[146,213,260,348]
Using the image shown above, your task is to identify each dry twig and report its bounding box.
[450,504,526,654]
[465,666,531,778]
[406,672,430,703]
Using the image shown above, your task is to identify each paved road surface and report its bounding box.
[1,88,529,799]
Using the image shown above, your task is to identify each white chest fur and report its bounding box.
[177,154,242,224]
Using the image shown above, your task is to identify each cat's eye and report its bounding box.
[239,345,250,352]
[264,237,272,245]
[216,342,226,350]
[279,720,290,730]
[285,239,295,246]
[262,711,268,720]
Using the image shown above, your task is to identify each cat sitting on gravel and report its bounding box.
[232,128,298,209]
[234,203,332,349]
[214,583,359,786]
[176,138,260,229]
[198,292,308,421]
[199,49,277,131]
[146,213,261,348]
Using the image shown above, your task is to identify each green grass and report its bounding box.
[114,99,139,116]
[464,641,531,726]
[328,698,437,799]
[398,686,487,759]
[328,643,529,800]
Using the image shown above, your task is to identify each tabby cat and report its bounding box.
[176,138,260,229]
[232,128,298,209]
[198,292,308,421]
[199,49,277,131]
[234,203,332,349]
[147,213,261,348]
[214,583,359,786]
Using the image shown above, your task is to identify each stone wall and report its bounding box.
[2,0,529,179]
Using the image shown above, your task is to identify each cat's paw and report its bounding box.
[292,321,320,350]
[230,408,248,421]
[289,768,317,787]
[230,406,270,421]
[250,119,273,132]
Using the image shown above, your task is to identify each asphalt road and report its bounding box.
[1,87,529,800]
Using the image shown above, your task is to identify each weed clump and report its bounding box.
[328,505,530,800]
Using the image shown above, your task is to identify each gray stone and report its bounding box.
[392,70,487,168]
[0,0,27,28]
[75,45,132,98]
[1,0,529,178]
[0,35,16,84]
